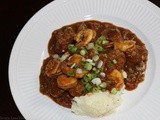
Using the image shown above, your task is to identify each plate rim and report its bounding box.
[8,0,160,119]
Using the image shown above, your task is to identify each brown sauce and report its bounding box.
[39,20,148,108]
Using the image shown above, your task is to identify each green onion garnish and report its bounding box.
[80,49,86,56]
[99,82,107,88]
[86,42,94,50]
[96,35,109,45]
[68,44,77,53]
[92,55,99,62]
[95,44,104,52]
[92,87,101,93]
[95,69,100,74]
[67,71,75,77]
[92,67,97,71]
[112,59,117,64]
[85,83,93,91]
[102,40,109,44]
[111,88,118,95]
[84,62,92,71]
[73,64,79,69]
[84,74,96,80]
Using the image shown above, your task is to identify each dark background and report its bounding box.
[1,0,159,119]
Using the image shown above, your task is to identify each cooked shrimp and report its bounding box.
[107,69,124,90]
[114,40,136,52]
[45,59,60,77]
[75,29,96,48]
[69,81,84,96]
[61,64,86,78]
[61,64,75,74]
[75,68,87,78]
[57,75,77,89]
[68,54,83,65]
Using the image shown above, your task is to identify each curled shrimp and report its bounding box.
[68,54,83,66]
[114,40,136,52]
[57,75,78,89]
[75,29,96,48]
[45,59,60,77]
[61,64,86,78]
[107,69,124,90]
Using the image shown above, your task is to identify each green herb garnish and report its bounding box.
[84,62,92,71]
[85,83,93,92]
[67,71,75,77]
[68,44,78,53]
[96,35,109,45]
[111,88,118,95]
[95,44,104,52]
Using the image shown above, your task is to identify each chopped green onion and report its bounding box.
[102,40,109,44]
[86,74,92,80]
[97,60,103,68]
[60,53,70,62]
[111,88,118,95]
[84,73,97,81]
[95,69,100,74]
[89,73,97,79]
[98,35,106,40]
[68,44,74,48]
[96,36,105,44]
[84,62,92,71]
[82,78,90,84]
[99,82,107,88]
[112,59,117,64]
[92,67,97,71]
[95,44,104,52]
[68,44,77,53]
[86,42,94,50]
[96,35,109,45]
[92,55,99,62]
[92,87,101,93]
[73,64,79,69]
[80,49,86,56]
[91,78,101,86]
[67,72,75,77]
[92,67,101,74]
[85,83,93,91]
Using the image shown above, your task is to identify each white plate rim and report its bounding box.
[9,0,160,120]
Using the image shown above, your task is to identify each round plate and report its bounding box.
[9,0,160,120]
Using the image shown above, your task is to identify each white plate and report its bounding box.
[9,0,160,120]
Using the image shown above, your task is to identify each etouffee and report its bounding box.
[39,20,148,117]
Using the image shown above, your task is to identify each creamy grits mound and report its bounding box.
[71,91,122,117]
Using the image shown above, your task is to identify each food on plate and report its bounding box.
[39,20,148,117]
[71,91,122,117]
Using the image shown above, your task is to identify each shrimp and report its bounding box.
[45,59,60,77]
[61,64,86,78]
[57,75,77,89]
[75,29,96,48]
[107,69,124,90]
[68,54,83,66]
[114,40,136,52]
[75,68,87,78]
[69,81,84,96]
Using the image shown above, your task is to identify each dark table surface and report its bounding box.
[1,0,160,119]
